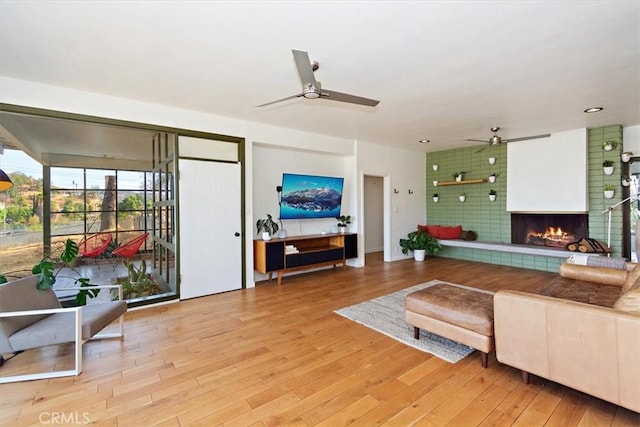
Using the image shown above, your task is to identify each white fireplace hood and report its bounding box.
[506,128,588,213]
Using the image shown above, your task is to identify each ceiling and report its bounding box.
[0,1,639,163]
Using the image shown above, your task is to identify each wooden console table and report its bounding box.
[253,233,358,286]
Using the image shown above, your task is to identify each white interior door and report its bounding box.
[179,159,241,299]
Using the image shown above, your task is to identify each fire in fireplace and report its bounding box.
[512,213,589,249]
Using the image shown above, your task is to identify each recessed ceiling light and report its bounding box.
[584,107,603,113]
[419,139,430,144]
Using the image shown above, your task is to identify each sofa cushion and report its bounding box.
[0,276,61,336]
[539,277,621,308]
[621,265,640,294]
[614,286,640,313]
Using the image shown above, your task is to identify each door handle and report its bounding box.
[234,232,240,237]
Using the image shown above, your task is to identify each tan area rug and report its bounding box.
[335,280,494,363]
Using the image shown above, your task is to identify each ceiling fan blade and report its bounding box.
[503,133,551,143]
[292,49,318,88]
[321,89,379,107]
[256,93,303,107]
[465,138,488,143]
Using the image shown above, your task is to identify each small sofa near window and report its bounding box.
[0,275,127,383]
[494,262,640,413]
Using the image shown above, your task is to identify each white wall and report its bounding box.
[624,125,640,154]
[507,128,588,212]
[356,140,426,262]
[252,144,351,238]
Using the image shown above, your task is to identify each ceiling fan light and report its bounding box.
[303,91,320,99]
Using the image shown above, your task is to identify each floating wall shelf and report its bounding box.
[436,178,488,186]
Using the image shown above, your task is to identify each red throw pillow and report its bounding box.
[426,225,441,237]
[438,225,463,239]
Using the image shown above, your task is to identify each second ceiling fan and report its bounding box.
[257,49,380,108]
[467,127,551,145]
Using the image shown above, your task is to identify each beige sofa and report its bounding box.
[494,262,640,413]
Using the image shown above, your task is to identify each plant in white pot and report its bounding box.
[603,184,616,199]
[452,171,465,182]
[622,176,631,187]
[399,230,442,261]
[256,214,279,241]
[488,189,497,202]
[336,215,351,233]
[603,160,615,176]
[488,173,498,183]
[621,152,633,162]
[603,141,618,152]
[459,193,466,202]
[432,193,439,203]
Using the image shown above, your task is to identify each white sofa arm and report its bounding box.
[0,306,81,318]
[494,290,640,413]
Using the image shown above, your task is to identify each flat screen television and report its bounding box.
[279,173,344,219]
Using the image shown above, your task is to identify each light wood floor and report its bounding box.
[1,253,638,426]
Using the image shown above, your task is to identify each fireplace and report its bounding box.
[511,213,588,249]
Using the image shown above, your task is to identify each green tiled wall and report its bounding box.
[425,125,624,273]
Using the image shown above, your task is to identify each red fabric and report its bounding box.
[438,225,463,239]
[418,224,462,239]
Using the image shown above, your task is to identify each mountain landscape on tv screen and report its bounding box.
[281,188,342,213]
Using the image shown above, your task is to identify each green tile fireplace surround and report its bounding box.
[425,125,624,273]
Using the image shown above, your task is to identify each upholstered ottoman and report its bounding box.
[405,283,495,367]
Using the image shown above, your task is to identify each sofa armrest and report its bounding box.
[0,306,81,318]
[494,290,640,412]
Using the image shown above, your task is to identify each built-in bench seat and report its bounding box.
[436,239,575,258]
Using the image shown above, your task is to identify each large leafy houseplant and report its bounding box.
[0,239,99,305]
[399,230,442,256]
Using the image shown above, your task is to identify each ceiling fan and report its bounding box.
[467,127,551,145]
[257,49,380,108]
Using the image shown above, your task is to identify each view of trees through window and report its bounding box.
[49,167,151,247]
[0,150,151,277]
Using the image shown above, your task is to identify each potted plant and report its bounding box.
[603,141,618,151]
[621,151,633,162]
[488,157,496,165]
[488,189,497,202]
[488,173,499,183]
[622,176,631,187]
[116,259,162,299]
[452,172,465,182]
[336,215,351,233]
[432,193,439,203]
[256,214,279,241]
[604,184,616,199]
[399,230,442,261]
[603,160,615,176]
[459,193,466,202]
[0,238,100,306]
[433,180,438,187]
